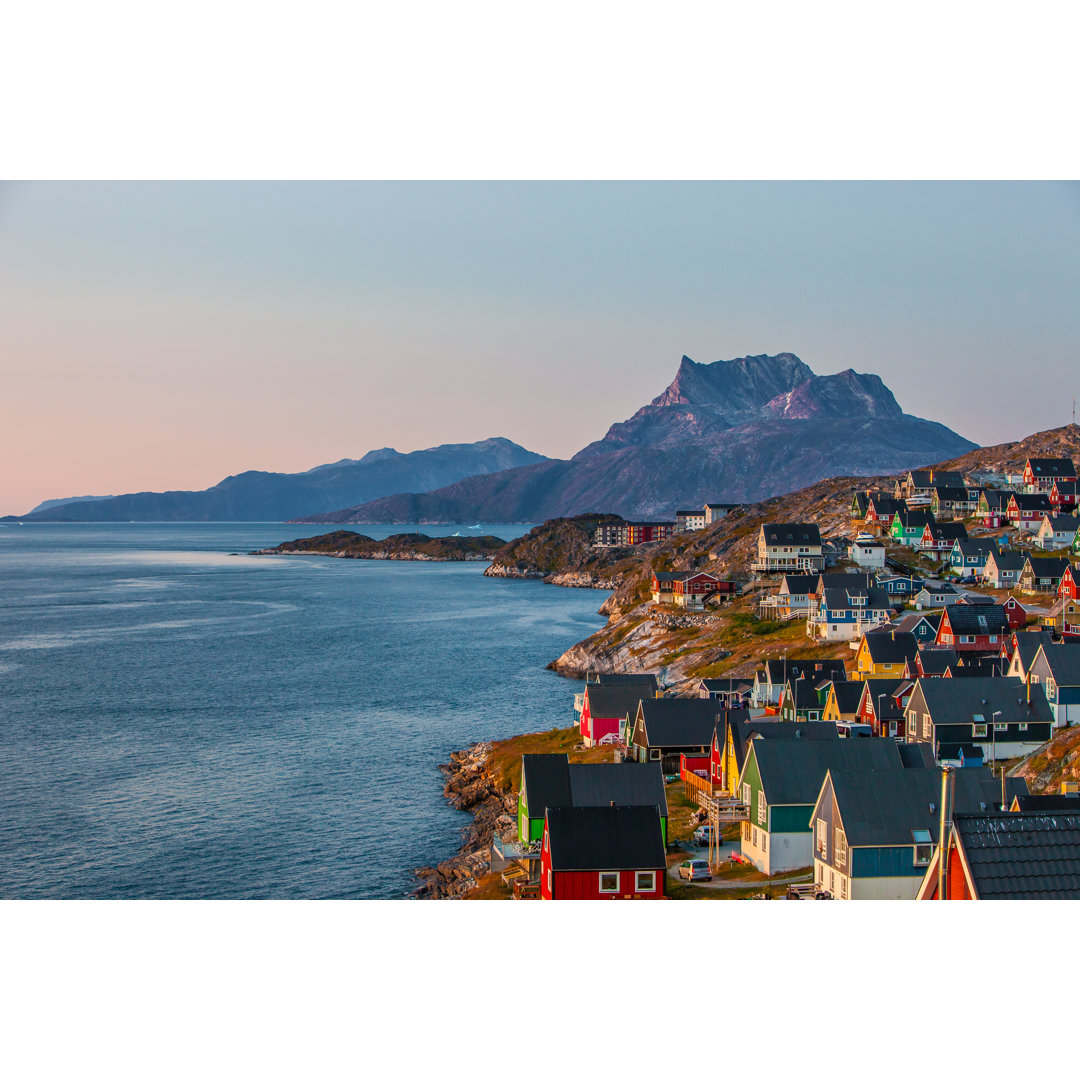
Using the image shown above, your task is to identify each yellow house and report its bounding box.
[822,682,865,725]
[853,629,918,681]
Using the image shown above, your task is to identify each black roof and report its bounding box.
[862,629,919,666]
[1007,629,1056,667]
[635,699,722,748]
[727,716,838,774]
[905,470,933,487]
[958,592,996,605]
[700,678,753,694]
[942,603,1010,635]
[953,810,1080,898]
[567,762,668,817]
[778,573,821,595]
[1010,492,1052,510]
[751,737,905,806]
[916,648,957,676]
[892,610,944,634]
[1042,515,1079,533]
[951,655,1007,678]
[827,766,1024,847]
[545,805,666,872]
[856,678,910,720]
[1021,555,1071,581]
[521,754,573,821]
[583,685,647,719]
[828,682,867,714]
[913,676,1054,727]
[987,550,1026,572]
[761,523,822,546]
[894,509,935,529]
[1025,457,1077,478]
[586,672,660,691]
[933,486,970,500]
[1011,793,1080,812]
[764,657,848,684]
[820,584,892,611]
[980,489,1011,509]
[954,538,999,559]
[926,522,968,542]
[1031,643,1080,687]
[931,470,965,487]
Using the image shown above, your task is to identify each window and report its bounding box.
[835,829,847,869]
[816,818,828,857]
[757,790,766,825]
[761,832,767,852]
[923,716,932,739]
[994,722,1007,732]
[547,869,552,893]
[840,876,847,899]
[635,871,655,892]
[742,783,751,806]
[1019,722,1029,732]
[598,872,620,893]
[741,821,751,842]
[973,723,988,738]
[908,711,917,737]
[829,870,835,893]
[650,749,661,761]
[816,862,823,883]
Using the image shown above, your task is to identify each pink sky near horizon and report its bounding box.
[3,181,1079,517]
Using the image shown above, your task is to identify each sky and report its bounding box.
[2,180,1079,516]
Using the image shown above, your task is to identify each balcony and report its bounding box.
[491,836,543,863]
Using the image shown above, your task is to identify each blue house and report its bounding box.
[808,581,893,641]
[950,537,998,579]
[876,573,924,598]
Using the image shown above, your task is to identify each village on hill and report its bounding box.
[453,445,1080,901]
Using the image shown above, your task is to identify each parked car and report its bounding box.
[692,824,714,845]
[679,859,712,882]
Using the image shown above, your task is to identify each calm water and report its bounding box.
[0,523,606,898]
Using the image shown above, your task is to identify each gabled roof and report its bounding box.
[986,550,1026,572]
[893,509,935,529]
[856,678,910,720]
[728,716,838,774]
[913,676,1053,726]
[820,584,892,611]
[521,754,573,820]
[941,603,1010,635]
[1007,630,1057,671]
[931,470,965,487]
[1021,556,1071,581]
[567,762,668,817]
[868,496,903,514]
[1025,457,1077,478]
[980,489,1011,509]
[932,486,970,501]
[583,685,648,720]
[764,657,848,684]
[919,582,957,597]
[1010,492,1053,510]
[651,571,684,584]
[545,805,666,872]
[1010,793,1080,812]
[827,681,867,715]
[777,574,822,595]
[635,699,722,748]
[925,522,968,542]
[892,610,943,634]
[783,678,825,712]
[954,538,999,559]
[905,470,933,487]
[952,811,1080,899]
[1041,515,1080,533]
[586,672,660,692]
[862,629,919,666]
[761,523,822,546]
[751,737,904,807]
[958,592,996,605]
[1031,643,1080,686]
[950,655,1007,678]
[917,648,958,676]
[700,678,753,694]
[827,766,1024,848]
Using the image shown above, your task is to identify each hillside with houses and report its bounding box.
[437,425,1080,901]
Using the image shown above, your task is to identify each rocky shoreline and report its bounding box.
[254,547,494,561]
[412,742,516,899]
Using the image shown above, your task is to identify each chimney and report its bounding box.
[1027,671,1031,705]
[938,766,954,901]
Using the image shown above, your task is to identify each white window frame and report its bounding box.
[635,871,655,893]
[1019,722,1029,732]
[816,818,828,857]
[757,790,766,826]
[913,844,932,866]
[741,782,751,806]
[598,871,620,894]
[835,829,847,869]
[649,748,661,761]
[973,723,988,738]
[994,722,1007,732]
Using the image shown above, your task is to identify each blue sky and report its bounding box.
[1,181,1078,514]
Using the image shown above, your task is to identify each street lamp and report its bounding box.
[991,710,1002,772]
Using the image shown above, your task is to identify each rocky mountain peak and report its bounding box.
[650,352,814,412]
[762,368,903,421]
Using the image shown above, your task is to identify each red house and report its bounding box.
[539,805,666,900]
[626,521,676,545]
[1023,457,1078,494]
[1002,595,1029,630]
[1059,565,1080,600]
[579,685,644,747]
[935,604,1010,651]
[1050,479,1079,511]
[1008,492,1053,531]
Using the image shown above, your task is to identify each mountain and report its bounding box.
[302,352,976,523]
[26,494,115,514]
[21,438,547,522]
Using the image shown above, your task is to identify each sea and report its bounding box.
[0,523,607,899]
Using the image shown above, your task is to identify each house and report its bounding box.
[777,677,830,723]
[625,521,676,545]
[895,470,934,504]
[950,537,998,580]
[890,610,943,646]
[592,520,629,547]
[850,534,886,569]
[751,657,847,707]
[903,676,1054,764]
[759,573,822,619]
[1001,595,1030,630]
[712,717,838,797]
[822,681,867,725]
[704,503,740,524]
[983,549,1025,590]
[917,810,1080,899]
[1034,514,1079,551]
[876,572,924,598]
[650,571,681,605]
[853,629,919,680]
[753,523,824,573]
[890,509,935,547]
[1028,644,1080,727]
[915,583,957,608]
[698,678,753,708]
[931,486,974,520]
[1059,564,1080,600]
[737,736,911,875]
[977,488,1011,527]
[675,509,707,532]
[586,672,660,691]
[579,685,646,746]
[1007,492,1052,531]
[1049,479,1079,512]
[813,765,1025,901]
[1003,629,1057,678]
[910,647,957,679]
[935,604,1010,652]
[807,581,893,641]
[850,491,872,521]
[518,754,669,845]
[854,678,914,737]
[949,654,1007,678]
[1023,457,1077,494]
[626,698,720,774]
[864,495,904,532]
[920,521,968,555]
[1018,555,1071,594]
[539,805,666,900]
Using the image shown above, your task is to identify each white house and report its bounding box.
[850,534,885,569]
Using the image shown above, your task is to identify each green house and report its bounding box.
[518,754,668,845]
[890,509,934,547]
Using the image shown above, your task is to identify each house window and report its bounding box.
[649,749,661,761]
[635,871,655,892]
[547,869,552,893]
[816,862,823,883]
[761,832,767,852]
[994,722,1007,732]
[741,821,751,842]
[913,844,932,866]
[598,872,620,893]
[840,876,847,899]
[757,790,766,825]
[908,711,917,737]
[973,723,988,738]
[923,716,931,739]
[829,870,835,893]
[835,829,847,869]
[816,818,828,857]
[1019,722,1029,732]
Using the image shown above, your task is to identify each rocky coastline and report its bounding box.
[413,742,517,899]
[251,529,506,562]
